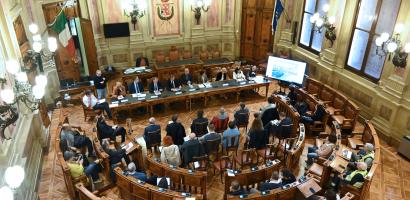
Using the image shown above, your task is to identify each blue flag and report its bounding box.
[272,0,284,32]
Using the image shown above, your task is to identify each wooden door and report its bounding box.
[79,18,98,76]
[42,2,81,81]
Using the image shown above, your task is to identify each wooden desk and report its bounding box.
[297,179,322,198]
[202,57,233,68]
[59,84,96,105]
[109,77,270,123]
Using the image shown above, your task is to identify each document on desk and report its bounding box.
[342,149,352,160]
[239,81,246,85]
[135,66,146,71]
[198,84,205,89]
[227,169,235,177]
[120,99,128,103]
[222,83,229,87]
[122,142,134,152]
[111,101,119,104]
[183,136,190,142]
[204,83,212,88]
[175,91,182,95]
[151,95,158,99]
[98,99,106,103]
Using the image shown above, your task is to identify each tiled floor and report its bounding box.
[38,82,410,200]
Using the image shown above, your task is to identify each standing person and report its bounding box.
[166,114,186,146]
[160,136,181,166]
[222,121,240,148]
[234,102,250,126]
[93,70,107,99]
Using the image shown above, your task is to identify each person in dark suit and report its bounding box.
[180,68,193,85]
[216,67,228,81]
[167,74,182,91]
[135,56,149,67]
[96,115,126,143]
[259,171,283,191]
[101,139,130,182]
[180,133,205,167]
[199,123,221,143]
[128,76,144,94]
[149,77,164,93]
[287,84,297,106]
[281,168,296,185]
[248,65,258,78]
[143,117,161,147]
[190,110,209,137]
[266,112,292,139]
[247,113,268,149]
[229,180,247,196]
[260,96,279,126]
[166,114,186,146]
[301,103,326,124]
[234,102,249,126]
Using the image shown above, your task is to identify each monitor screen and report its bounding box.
[265,56,307,84]
[103,23,130,38]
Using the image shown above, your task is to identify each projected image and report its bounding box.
[266,56,307,84]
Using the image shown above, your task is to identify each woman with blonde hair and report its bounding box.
[112,81,126,98]
[160,136,181,166]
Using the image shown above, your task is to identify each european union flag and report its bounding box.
[272,0,284,32]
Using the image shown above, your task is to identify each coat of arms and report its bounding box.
[157,0,175,21]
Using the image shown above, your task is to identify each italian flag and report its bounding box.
[50,12,75,57]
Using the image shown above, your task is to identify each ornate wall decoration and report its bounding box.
[206,0,219,28]
[225,0,234,23]
[152,0,180,37]
[23,0,35,22]
[0,104,19,142]
[87,0,101,34]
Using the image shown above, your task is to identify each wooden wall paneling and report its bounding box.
[42,2,81,81]
[79,18,98,76]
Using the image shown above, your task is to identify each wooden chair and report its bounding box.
[213,155,233,182]
[348,120,374,150]
[257,143,276,163]
[191,121,209,137]
[235,112,250,133]
[156,52,166,64]
[189,155,209,171]
[319,85,335,105]
[183,50,192,59]
[305,78,323,97]
[326,92,347,115]
[205,138,221,161]
[234,148,257,169]
[212,50,221,58]
[224,135,239,156]
[82,104,102,121]
[199,51,209,60]
[332,100,360,133]
[146,129,161,154]
[308,110,330,135]
[169,46,179,61]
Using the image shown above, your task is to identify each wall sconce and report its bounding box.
[123,0,147,30]
[27,23,57,73]
[375,24,410,68]
[190,0,212,25]
[310,4,337,47]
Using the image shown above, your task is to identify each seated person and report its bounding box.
[157,177,170,189]
[229,180,247,196]
[216,67,228,81]
[265,112,292,139]
[199,124,221,144]
[128,76,144,94]
[349,143,375,170]
[233,67,246,81]
[180,68,193,85]
[149,77,164,93]
[160,136,181,166]
[300,103,326,124]
[191,110,209,137]
[61,123,95,157]
[248,65,258,78]
[198,70,209,84]
[223,121,240,148]
[234,102,250,126]
[260,96,279,122]
[143,117,161,147]
[287,84,297,106]
[247,114,268,149]
[181,133,205,167]
[102,139,130,182]
[210,107,229,133]
[126,162,147,182]
[135,56,149,67]
[96,115,126,143]
[167,74,182,91]
[308,189,339,200]
[281,168,296,185]
[306,134,337,165]
[64,151,101,182]
[295,100,309,115]
[82,90,112,119]
[259,171,283,191]
[166,114,186,146]
[111,81,126,98]
[340,162,368,188]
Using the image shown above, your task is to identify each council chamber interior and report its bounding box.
[0,0,409,200]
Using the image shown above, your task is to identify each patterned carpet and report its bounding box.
[38,81,410,200]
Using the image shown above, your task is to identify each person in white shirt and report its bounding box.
[82,90,112,119]
[233,67,246,81]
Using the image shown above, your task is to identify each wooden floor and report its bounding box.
[38,81,410,200]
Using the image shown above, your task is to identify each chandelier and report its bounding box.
[375,24,410,68]
[123,0,147,30]
[309,4,337,46]
[190,0,212,25]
